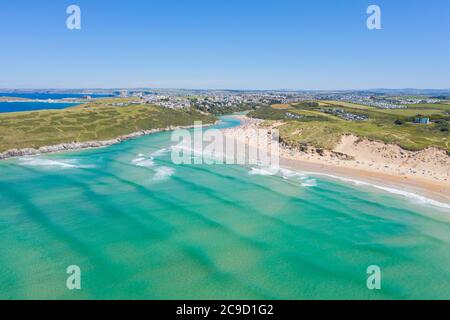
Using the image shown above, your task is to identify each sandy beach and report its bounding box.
[222,115,450,206]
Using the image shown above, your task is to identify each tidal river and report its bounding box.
[0,116,449,299]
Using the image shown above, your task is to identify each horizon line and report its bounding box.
[1,87,450,92]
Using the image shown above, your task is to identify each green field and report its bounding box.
[405,103,450,111]
[249,101,450,152]
[319,100,375,110]
[0,99,216,153]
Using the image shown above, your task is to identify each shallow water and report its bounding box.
[0,116,449,299]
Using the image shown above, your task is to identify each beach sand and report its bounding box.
[222,115,450,206]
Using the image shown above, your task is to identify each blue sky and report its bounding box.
[1,0,449,90]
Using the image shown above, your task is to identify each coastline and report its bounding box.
[2,113,449,207]
[223,115,450,207]
[0,122,217,161]
[281,157,450,208]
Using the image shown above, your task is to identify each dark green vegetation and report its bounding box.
[0,99,216,152]
[248,102,333,122]
[194,104,258,115]
[248,101,450,152]
[191,99,259,115]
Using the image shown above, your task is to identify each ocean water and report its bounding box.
[0,102,79,113]
[0,92,112,113]
[0,92,111,100]
[0,116,449,300]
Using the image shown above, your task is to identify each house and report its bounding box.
[285,112,303,120]
[414,117,430,124]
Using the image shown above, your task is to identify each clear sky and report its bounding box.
[1,0,449,90]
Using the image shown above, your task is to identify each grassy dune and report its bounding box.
[249,101,450,152]
[271,103,292,110]
[404,103,450,111]
[0,100,216,153]
[276,119,450,151]
[320,100,375,110]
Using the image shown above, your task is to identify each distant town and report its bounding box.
[116,88,449,111]
[1,88,449,115]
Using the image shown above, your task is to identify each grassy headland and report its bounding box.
[0,98,216,153]
[248,101,450,152]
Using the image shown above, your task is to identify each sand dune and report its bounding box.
[222,115,450,205]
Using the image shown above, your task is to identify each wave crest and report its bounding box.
[18,157,94,169]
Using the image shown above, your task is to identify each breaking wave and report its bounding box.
[18,157,95,169]
[248,167,278,176]
[151,147,170,157]
[153,166,175,181]
[301,179,317,187]
[132,154,175,181]
[306,172,450,210]
[248,166,317,187]
[132,156,155,168]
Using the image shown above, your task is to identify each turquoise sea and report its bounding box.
[0,116,449,299]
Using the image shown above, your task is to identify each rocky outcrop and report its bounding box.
[0,123,215,160]
[0,141,118,159]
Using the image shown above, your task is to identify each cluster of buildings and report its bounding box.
[322,108,368,121]
[142,95,191,109]
[396,98,441,105]
[321,94,407,109]
[116,90,316,111]
[318,92,446,109]
[191,95,247,110]
[190,92,315,111]
[112,89,447,113]
[414,117,430,124]
[285,112,304,120]
[362,100,406,109]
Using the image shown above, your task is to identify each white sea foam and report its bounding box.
[248,167,278,176]
[151,147,170,157]
[303,172,450,210]
[371,185,450,210]
[278,168,316,187]
[152,166,175,181]
[132,156,155,167]
[248,164,449,209]
[249,166,313,185]
[132,154,175,181]
[279,167,308,180]
[301,179,317,187]
[18,157,94,169]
